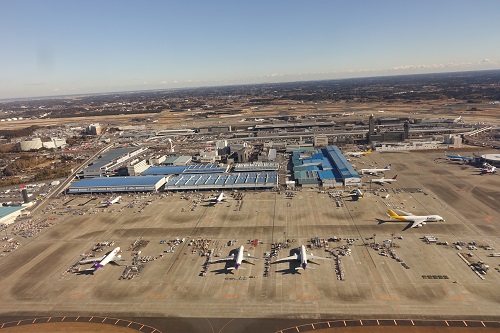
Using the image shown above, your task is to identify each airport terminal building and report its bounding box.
[293,145,361,188]
[68,176,167,194]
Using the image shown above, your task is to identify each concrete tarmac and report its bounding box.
[0,150,499,327]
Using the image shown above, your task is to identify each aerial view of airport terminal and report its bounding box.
[1,2,500,333]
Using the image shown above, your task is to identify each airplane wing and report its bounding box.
[274,254,298,263]
[397,210,414,216]
[79,256,105,264]
[110,255,126,262]
[410,217,427,228]
[243,254,260,260]
[211,254,235,263]
[306,253,330,261]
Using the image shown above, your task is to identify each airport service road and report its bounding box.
[0,150,498,321]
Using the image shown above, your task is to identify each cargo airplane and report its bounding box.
[79,247,125,274]
[274,245,330,270]
[370,175,397,185]
[210,246,259,270]
[105,196,122,206]
[360,164,391,175]
[345,148,372,157]
[386,209,444,229]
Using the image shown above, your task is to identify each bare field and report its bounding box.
[0,150,499,323]
[3,100,500,131]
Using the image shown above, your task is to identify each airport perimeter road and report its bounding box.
[29,143,113,214]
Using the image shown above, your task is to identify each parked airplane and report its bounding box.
[274,245,330,270]
[444,151,474,163]
[348,189,364,200]
[370,175,397,185]
[79,247,125,273]
[480,163,497,174]
[204,192,227,205]
[386,209,444,229]
[105,196,122,206]
[360,164,391,175]
[210,246,259,270]
[345,148,372,157]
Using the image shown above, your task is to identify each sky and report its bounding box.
[1,0,500,99]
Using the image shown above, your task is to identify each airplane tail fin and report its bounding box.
[387,209,400,218]
[392,175,397,180]
[385,164,391,170]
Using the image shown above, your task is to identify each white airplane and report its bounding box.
[480,163,497,174]
[105,196,122,206]
[211,246,259,270]
[345,148,372,157]
[386,209,445,229]
[205,192,227,205]
[360,164,391,175]
[370,175,397,185]
[79,247,125,273]
[274,245,330,270]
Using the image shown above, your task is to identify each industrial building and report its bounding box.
[68,176,167,194]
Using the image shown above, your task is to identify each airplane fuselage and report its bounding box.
[299,245,308,270]
[94,247,121,272]
[234,245,244,270]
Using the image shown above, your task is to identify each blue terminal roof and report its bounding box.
[142,166,187,175]
[70,176,165,188]
[317,170,335,180]
[0,206,25,219]
[165,172,278,190]
[182,164,227,173]
[323,146,360,179]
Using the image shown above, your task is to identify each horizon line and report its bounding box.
[2,68,500,103]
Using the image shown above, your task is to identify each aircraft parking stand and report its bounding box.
[0,150,499,323]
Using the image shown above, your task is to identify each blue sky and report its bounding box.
[1,0,499,98]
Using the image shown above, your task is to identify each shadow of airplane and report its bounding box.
[75,269,95,275]
[376,218,413,231]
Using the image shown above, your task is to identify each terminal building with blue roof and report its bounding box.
[164,172,278,191]
[292,145,361,187]
[68,176,168,193]
[0,206,27,226]
[142,164,229,176]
